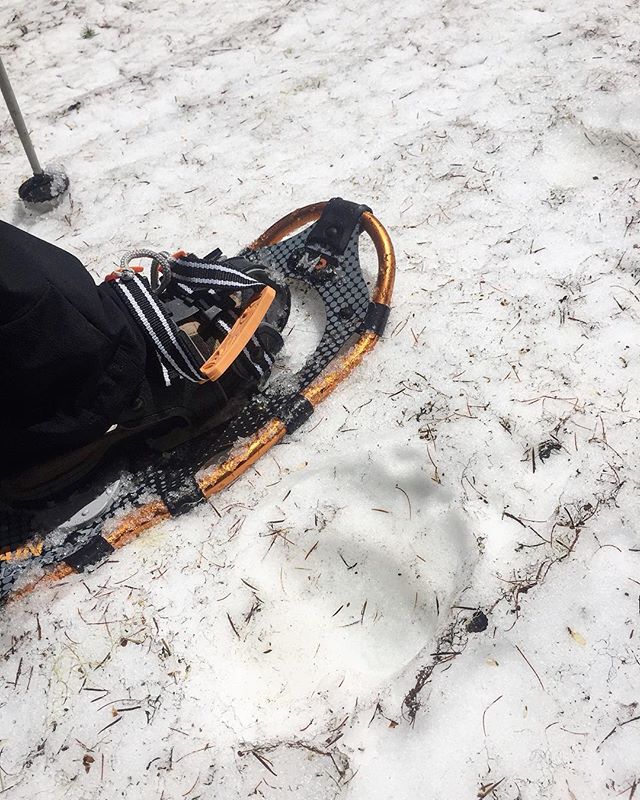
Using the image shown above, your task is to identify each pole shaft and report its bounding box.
[0,56,43,175]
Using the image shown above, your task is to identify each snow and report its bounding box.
[1,0,640,798]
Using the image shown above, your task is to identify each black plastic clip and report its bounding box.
[163,478,204,517]
[305,197,371,258]
[359,302,391,336]
[280,393,314,434]
[65,536,115,572]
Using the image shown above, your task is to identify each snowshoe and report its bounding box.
[0,198,395,605]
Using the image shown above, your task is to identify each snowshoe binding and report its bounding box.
[0,198,395,605]
[2,251,291,504]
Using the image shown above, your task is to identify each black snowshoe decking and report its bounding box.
[0,199,395,605]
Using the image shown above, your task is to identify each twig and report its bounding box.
[515,644,545,690]
[482,695,503,736]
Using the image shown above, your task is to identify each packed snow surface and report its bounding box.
[1,1,639,798]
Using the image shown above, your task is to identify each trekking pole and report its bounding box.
[0,54,69,208]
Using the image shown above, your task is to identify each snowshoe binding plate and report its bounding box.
[0,198,395,605]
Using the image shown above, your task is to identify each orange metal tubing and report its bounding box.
[198,419,287,497]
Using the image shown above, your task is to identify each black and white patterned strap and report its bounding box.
[170,253,262,292]
[107,251,269,386]
[212,311,274,380]
[110,271,204,384]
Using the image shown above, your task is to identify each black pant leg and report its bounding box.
[0,220,147,462]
